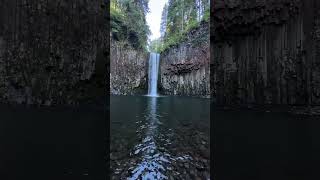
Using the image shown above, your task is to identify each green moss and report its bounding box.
[203,9,210,22]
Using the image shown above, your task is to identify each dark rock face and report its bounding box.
[160,22,210,97]
[212,0,320,105]
[110,41,148,95]
[213,0,301,43]
[0,0,107,106]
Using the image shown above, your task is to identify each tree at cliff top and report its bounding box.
[160,3,169,39]
[158,0,210,52]
[148,39,162,53]
[111,0,150,51]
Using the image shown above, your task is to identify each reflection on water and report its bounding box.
[110,95,210,179]
[129,97,169,179]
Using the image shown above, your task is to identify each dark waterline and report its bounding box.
[110,95,210,179]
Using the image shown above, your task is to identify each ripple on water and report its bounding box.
[110,96,210,179]
[127,130,170,179]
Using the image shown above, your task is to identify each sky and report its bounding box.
[146,0,168,41]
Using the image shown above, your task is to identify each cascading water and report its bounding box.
[148,53,160,96]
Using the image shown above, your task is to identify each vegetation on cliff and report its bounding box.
[149,0,210,53]
[111,0,150,51]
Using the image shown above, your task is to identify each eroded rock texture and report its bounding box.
[160,22,210,97]
[212,0,320,105]
[0,0,107,105]
[110,40,148,95]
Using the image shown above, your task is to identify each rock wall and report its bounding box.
[110,40,148,95]
[212,0,320,105]
[0,0,107,106]
[160,22,210,97]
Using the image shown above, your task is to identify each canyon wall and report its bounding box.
[160,22,210,97]
[0,0,107,106]
[110,40,148,95]
[212,0,320,105]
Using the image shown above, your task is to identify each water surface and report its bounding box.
[110,95,210,179]
[213,107,320,180]
[0,105,106,179]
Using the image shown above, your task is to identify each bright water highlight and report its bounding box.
[148,53,160,97]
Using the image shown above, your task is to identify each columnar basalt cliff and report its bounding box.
[110,40,148,95]
[212,0,320,105]
[0,0,107,106]
[160,22,210,97]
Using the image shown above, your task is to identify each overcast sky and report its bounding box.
[146,0,168,41]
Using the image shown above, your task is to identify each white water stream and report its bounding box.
[148,53,160,97]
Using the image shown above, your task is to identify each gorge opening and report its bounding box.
[110,0,210,179]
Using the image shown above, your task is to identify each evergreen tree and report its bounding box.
[159,0,210,52]
[111,0,150,50]
[160,3,168,39]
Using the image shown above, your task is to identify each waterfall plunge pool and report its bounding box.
[110,53,210,180]
[110,95,210,179]
[110,52,210,179]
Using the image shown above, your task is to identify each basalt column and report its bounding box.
[212,0,320,105]
[160,22,210,97]
[0,0,107,105]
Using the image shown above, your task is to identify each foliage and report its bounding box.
[111,0,209,53]
[111,0,150,51]
[111,3,126,40]
[148,39,162,53]
[156,0,210,53]
[160,3,168,38]
[203,7,210,22]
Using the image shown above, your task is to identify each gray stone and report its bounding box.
[160,22,210,97]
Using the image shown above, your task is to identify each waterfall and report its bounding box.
[148,53,160,96]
